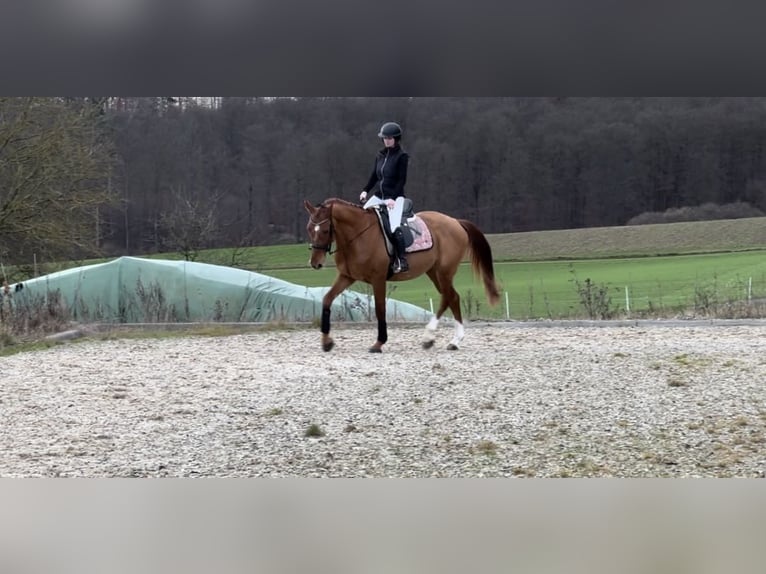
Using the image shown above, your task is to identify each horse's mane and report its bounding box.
[321,197,365,210]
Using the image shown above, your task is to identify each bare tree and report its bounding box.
[159,186,221,261]
[0,97,116,266]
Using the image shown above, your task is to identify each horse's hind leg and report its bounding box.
[423,314,464,350]
[423,270,465,350]
[423,315,439,349]
[443,284,464,350]
[447,321,465,351]
[422,270,442,349]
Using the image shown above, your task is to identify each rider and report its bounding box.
[359,121,410,273]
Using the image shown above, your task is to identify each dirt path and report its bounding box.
[2,322,765,477]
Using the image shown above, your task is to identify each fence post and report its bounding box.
[505,291,510,320]
[625,286,630,314]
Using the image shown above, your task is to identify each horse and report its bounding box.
[303,197,500,353]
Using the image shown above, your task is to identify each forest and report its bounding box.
[2,97,766,265]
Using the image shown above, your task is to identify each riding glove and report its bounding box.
[359,191,367,202]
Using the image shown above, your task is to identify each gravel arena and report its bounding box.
[2,320,766,478]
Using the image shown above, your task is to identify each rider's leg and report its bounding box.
[392,226,409,273]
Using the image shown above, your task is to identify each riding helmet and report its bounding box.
[378,122,402,139]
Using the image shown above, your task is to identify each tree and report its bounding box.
[96,96,766,251]
[159,186,221,261]
[0,97,116,266]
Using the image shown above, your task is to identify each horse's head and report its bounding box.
[303,199,333,269]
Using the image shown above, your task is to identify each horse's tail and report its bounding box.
[458,219,501,306]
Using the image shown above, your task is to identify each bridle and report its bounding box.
[309,207,335,253]
[308,202,378,254]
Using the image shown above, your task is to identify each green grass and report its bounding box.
[265,251,766,319]
[71,216,765,275]
[150,244,312,271]
[0,339,58,357]
[304,424,326,437]
[15,215,766,321]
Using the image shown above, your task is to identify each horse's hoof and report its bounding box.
[368,346,382,353]
[422,340,435,349]
[323,341,335,352]
[446,344,459,351]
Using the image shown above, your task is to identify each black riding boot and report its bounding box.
[392,228,409,273]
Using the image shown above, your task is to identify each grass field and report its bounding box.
[487,216,766,261]
[209,217,766,319]
[266,251,766,319]
[21,216,766,320]
[139,216,766,268]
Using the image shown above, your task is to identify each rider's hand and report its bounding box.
[359,191,367,202]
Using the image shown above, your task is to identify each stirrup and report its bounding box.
[393,258,408,273]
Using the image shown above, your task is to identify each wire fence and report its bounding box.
[450,275,766,321]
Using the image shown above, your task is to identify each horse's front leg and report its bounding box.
[320,275,355,352]
[368,280,388,353]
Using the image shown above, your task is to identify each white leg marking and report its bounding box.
[449,321,465,348]
[424,316,439,343]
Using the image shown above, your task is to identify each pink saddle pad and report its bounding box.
[405,216,433,253]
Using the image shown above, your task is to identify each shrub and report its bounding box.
[626,201,764,225]
[304,424,325,437]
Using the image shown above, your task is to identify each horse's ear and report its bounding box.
[303,199,314,213]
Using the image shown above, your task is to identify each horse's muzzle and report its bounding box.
[309,253,325,269]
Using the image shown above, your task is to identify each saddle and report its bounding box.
[367,198,433,256]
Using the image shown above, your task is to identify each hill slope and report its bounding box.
[22,216,766,280]
[487,217,766,261]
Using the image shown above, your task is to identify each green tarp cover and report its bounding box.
[11,257,430,323]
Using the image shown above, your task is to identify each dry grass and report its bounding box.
[486,217,766,261]
[472,440,499,455]
[304,424,325,438]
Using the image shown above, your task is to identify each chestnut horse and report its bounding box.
[303,198,500,353]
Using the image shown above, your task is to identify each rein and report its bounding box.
[309,206,377,254]
[344,220,377,246]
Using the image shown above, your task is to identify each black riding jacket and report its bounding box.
[363,145,409,199]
